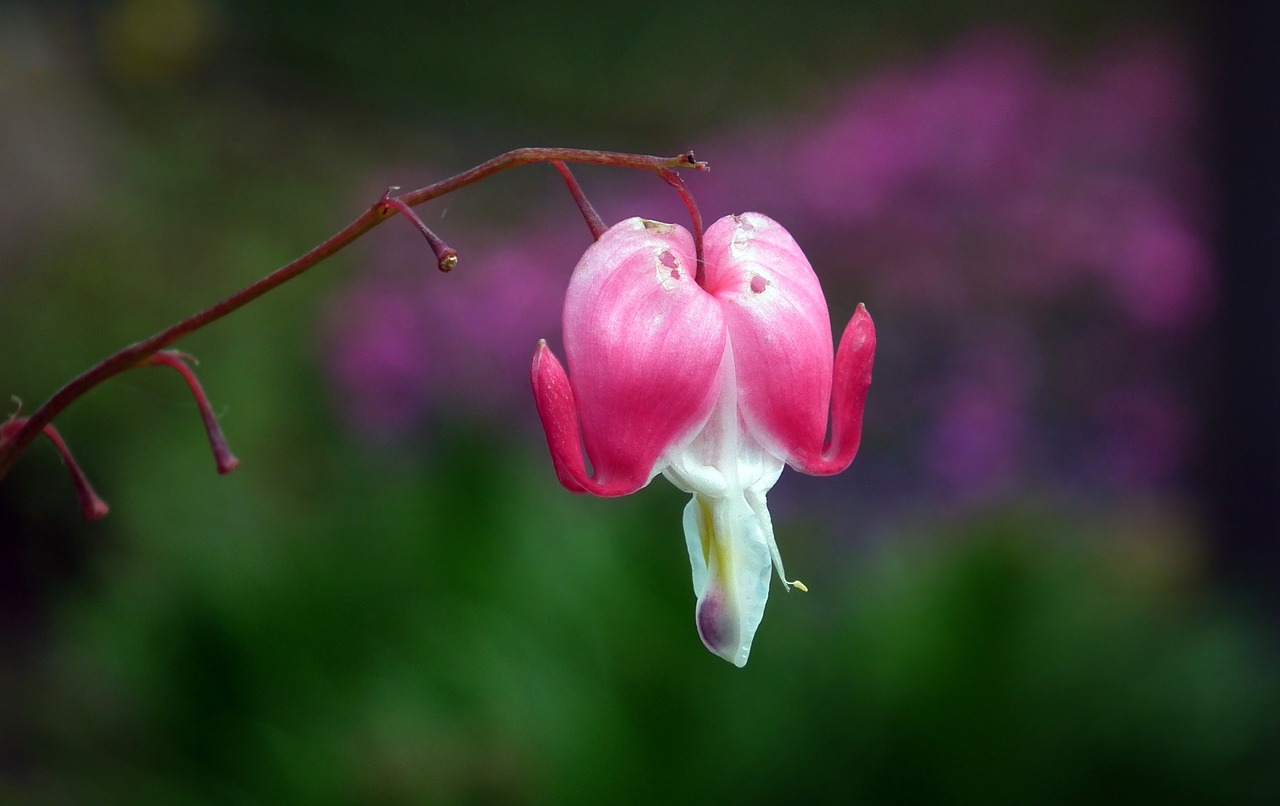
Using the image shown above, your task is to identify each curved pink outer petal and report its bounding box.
[532,218,726,496]
[531,342,599,493]
[790,303,876,475]
[703,213,835,464]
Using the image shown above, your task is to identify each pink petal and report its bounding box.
[792,304,876,475]
[536,218,726,495]
[702,213,834,464]
[531,341,599,493]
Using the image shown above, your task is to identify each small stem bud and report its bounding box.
[378,190,459,272]
[143,351,240,474]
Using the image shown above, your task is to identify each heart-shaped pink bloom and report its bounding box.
[532,213,875,666]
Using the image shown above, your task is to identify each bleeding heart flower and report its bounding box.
[531,212,875,666]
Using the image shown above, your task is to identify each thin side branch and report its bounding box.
[143,351,240,475]
[378,190,459,271]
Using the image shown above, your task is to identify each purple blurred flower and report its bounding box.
[1091,384,1193,490]
[323,225,574,440]
[925,332,1036,501]
[758,31,1208,505]
[327,283,441,441]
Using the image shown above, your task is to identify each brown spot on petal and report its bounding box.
[750,275,767,294]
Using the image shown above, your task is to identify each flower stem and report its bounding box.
[551,161,607,240]
[660,169,706,285]
[0,147,707,484]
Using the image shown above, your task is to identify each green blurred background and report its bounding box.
[4,0,1280,803]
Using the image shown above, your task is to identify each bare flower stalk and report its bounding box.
[552,161,607,240]
[142,351,241,475]
[0,147,708,502]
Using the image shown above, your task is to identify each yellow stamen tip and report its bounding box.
[790,580,809,593]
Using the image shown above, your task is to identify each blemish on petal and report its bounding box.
[750,274,767,294]
[656,249,684,288]
[642,219,675,233]
[696,590,733,655]
[731,215,758,258]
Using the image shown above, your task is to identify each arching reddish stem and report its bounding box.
[0,148,708,486]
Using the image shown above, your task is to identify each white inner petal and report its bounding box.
[681,491,772,667]
[662,339,791,666]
